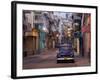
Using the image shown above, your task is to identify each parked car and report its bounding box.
[57,43,75,63]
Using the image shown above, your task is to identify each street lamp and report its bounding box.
[56,34,59,37]
[42,26,48,32]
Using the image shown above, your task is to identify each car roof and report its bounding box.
[59,44,72,47]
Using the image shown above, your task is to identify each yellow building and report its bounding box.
[23,28,39,56]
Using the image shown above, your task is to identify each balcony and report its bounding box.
[34,20,44,24]
[24,29,39,37]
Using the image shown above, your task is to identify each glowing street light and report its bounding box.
[56,34,59,37]
[42,26,48,32]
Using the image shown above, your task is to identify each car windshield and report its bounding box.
[59,43,73,50]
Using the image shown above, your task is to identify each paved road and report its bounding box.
[23,49,90,69]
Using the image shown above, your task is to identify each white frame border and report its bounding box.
[14,2,97,77]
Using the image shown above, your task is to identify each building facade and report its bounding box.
[23,11,39,56]
[82,13,91,57]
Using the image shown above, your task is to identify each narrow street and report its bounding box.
[23,48,90,69]
[23,11,91,69]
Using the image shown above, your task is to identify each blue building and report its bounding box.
[34,23,46,53]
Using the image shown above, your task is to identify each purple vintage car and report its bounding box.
[57,43,75,63]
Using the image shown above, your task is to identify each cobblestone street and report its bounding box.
[23,49,90,69]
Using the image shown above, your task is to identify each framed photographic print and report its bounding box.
[11,1,98,79]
